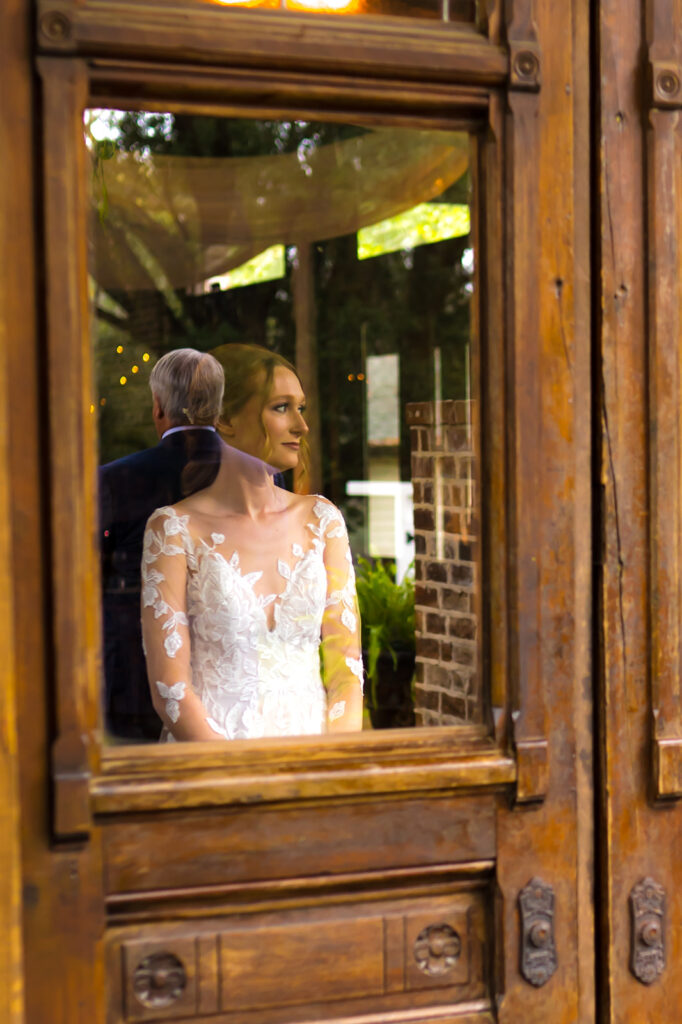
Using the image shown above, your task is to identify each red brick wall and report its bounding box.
[407,400,479,726]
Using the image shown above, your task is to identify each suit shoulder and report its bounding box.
[99,443,168,478]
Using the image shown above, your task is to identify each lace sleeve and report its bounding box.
[141,508,226,741]
[315,500,364,732]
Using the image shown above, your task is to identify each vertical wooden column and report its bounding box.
[0,5,28,1019]
[504,1,547,803]
[496,0,594,1016]
[39,56,102,839]
[645,1,682,797]
[12,51,106,1024]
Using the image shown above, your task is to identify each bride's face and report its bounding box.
[226,366,308,470]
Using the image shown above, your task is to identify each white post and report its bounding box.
[345,480,415,581]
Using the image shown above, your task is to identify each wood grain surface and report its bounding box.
[7,0,600,1021]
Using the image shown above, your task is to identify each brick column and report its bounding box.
[406,400,478,726]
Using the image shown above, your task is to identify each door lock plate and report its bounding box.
[630,877,665,984]
[519,878,557,987]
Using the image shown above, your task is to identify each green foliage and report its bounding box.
[355,558,415,689]
[89,110,474,482]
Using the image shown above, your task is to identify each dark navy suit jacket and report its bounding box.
[99,428,221,740]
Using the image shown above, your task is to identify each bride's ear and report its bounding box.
[222,417,235,437]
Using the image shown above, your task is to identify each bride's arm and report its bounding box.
[319,501,364,732]
[141,509,226,742]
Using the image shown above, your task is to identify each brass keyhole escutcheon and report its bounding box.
[519,878,557,987]
[630,878,665,985]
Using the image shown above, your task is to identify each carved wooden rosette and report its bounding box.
[646,3,682,799]
[413,923,462,976]
[504,0,547,803]
[132,952,187,1009]
[629,878,665,984]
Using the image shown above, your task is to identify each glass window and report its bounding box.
[206,0,476,22]
[86,110,480,743]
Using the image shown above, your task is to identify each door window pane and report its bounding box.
[209,0,476,22]
[86,110,480,741]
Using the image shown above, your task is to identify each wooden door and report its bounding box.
[1,0,596,1022]
[597,0,682,1019]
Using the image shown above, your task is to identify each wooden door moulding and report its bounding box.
[104,861,497,921]
[645,4,682,799]
[36,0,508,87]
[93,739,516,815]
[39,55,101,841]
[40,40,550,823]
[85,59,491,127]
[504,0,546,803]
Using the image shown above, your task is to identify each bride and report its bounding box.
[141,344,364,741]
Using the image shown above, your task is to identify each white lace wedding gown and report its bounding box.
[141,497,363,740]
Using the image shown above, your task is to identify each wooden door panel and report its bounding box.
[106,891,490,1023]
[101,795,496,895]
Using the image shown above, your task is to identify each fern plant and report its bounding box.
[355,557,415,698]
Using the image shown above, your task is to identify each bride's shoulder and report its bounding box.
[303,494,348,535]
[145,503,191,534]
[290,492,339,514]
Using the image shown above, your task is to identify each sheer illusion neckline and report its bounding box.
[158,503,325,633]
[207,542,319,634]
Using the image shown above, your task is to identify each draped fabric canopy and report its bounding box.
[91,128,470,293]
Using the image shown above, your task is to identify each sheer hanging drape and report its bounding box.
[89,128,470,292]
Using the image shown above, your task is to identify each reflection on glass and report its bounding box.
[86,110,478,742]
[209,0,476,20]
[136,347,364,743]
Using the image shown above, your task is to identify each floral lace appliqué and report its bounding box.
[142,500,362,739]
[155,680,186,723]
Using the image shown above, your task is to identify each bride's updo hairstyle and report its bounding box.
[213,343,310,482]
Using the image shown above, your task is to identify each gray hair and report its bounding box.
[149,348,224,427]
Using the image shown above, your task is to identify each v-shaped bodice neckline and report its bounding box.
[151,501,337,638]
[201,540,321,635]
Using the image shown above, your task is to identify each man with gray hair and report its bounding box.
[100,348,224,741]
